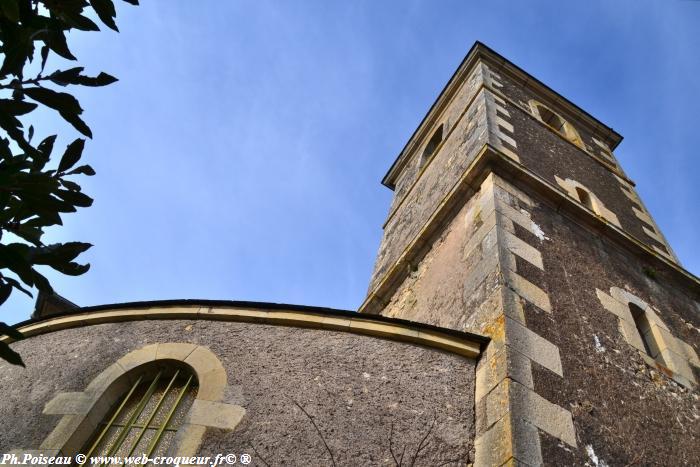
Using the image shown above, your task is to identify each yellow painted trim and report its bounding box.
[6,307,482,359]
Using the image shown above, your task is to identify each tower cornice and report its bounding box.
[363,145,699,315]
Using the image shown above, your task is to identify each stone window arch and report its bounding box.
[554,176,621,227]
[529,100,584,148]
[38,343,245,459]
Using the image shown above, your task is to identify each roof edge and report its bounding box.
[10,298,490,346]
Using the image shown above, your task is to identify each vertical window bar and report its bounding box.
[144,373,193,457]
[80,375,144,466]
[99,371,163,467]
[125,370,180,457]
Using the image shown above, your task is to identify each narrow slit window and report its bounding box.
[575,187,593,211]
[630,303,656,358]
[79,367,198,464]
[420,124,443,169]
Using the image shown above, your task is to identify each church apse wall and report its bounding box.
[0,309,480,466]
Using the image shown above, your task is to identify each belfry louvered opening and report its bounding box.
[79,367,198,465]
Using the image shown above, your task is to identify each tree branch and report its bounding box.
[291,399,336,467]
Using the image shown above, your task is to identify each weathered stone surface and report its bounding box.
[525,202,700,466]
[0,319,476,465]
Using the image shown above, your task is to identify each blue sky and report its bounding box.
[4,0,699,324]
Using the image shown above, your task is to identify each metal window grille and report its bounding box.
[78,368,197,466]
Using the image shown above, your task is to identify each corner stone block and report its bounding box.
[609,288,648,313]
[618,319,646,353]
[117,343,158,372]
[474,410,543,467]
[596,289,634,323]
[511,381,577,447]
[503,230,544,270]
[505,271,551,313]
[85,362,127,394]
[43,392,93,416]
[476,348,533,403]
[660,348,696,383]
[187,400,246,431]
[185,346,227,402]
[155,342,198,362]
[504,316,562,376]
[39,414,95,454]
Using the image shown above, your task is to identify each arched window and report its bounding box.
[531,101,584,148]
[575,187,593,211]
[41,344,244,459]
[419,124,443,169]
[629,303,657,358]
[79,365,198,463]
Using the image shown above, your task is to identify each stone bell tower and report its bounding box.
[361,42,700,466]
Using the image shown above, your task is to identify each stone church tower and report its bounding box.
[0,42,698,466]
[360,42,700,465]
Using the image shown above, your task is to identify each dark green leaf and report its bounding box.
[55,189,93,207]
[0,243,34,286]
[66,164,95,176]
[8,222,43,245]
[24,87,82,115]
[0,24,33,77]
[123,0,139,5]
[60,13,100,32]
[32,242,92,265]
[0,322,24,341]
[0,0,19,22]
[27,124,33,142]
[90,0,119,31]
[0,98,37,116]
[0,284,11,306]
[61,179,81,191]
[57,138,85,173]
[48,67,83,86]
[51,261,90,276]
[31,269,52,293]
[38,135,57,157]
[40,45,49,74]
[37,210,63,227]
[2,276,32,297]
[60,111,92,138]
[0,342,25,367]
[0,137,12,159]
[43,29,77,61]
[50,68,118,87]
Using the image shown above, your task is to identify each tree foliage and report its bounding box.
[0,0,137,365]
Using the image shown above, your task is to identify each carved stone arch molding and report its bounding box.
[34,343,245,459]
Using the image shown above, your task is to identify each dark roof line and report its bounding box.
[381,41,623,188]
[13,298,490,345]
